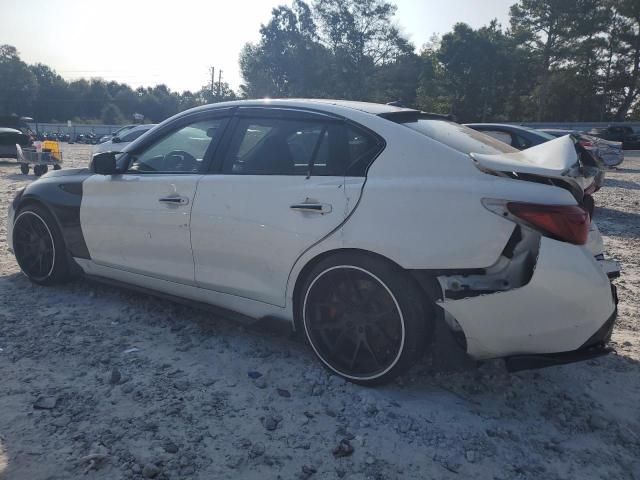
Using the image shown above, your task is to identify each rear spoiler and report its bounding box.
[378,111,456,122]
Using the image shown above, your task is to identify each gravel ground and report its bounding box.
[0,144,639,480]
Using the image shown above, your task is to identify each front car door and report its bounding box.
[190,107,383,306]
[81,114,229,284]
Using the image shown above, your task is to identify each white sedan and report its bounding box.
[7,100,619,385]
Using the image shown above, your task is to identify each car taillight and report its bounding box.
[506,202,590,245]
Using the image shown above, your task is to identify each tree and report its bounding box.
[509,0,608,121]
[101,103,125,124]
[29,63,71,122]
[240,0,329,97]
[314,0,413,99]
[606,0,640,120]
[0,45,38,116]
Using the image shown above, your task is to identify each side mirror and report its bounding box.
[92,152,118,175]
[112,136,122,143]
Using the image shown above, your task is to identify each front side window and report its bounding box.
[128,119,225,173]
[224,116,379,176]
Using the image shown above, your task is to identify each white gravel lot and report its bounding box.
[0,144,639,480]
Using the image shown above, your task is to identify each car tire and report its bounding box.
[19,164,29,174]
[53,164,61,170]
[12,205,71,285]
[298,252,431,385]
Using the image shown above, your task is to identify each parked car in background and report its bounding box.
[541,129,624,167]
[98,124,137,144]
[74,132,101,144]
[93,124,156,154]
[466,123,606,190]
[465,123,558,149]
[587,125,640,150]
[0,127,32,159]
[7,100,619,385]
[0,115,33,136]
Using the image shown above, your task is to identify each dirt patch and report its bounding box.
[0,145,639,479]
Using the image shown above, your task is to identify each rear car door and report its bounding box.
[81,115,228,284]
[190,107,383,306]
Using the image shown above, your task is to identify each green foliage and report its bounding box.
[0,45,240,124]
[241,0,415,101]
[100,103,125,124]
[241,0,640,121]
[0,45,38,116]
[2,0,640,123]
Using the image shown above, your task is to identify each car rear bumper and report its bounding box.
[504,287,617,371]
[439,237,618,360]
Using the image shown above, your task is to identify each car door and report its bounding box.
[190,108,383,306]
[81,115,228,284]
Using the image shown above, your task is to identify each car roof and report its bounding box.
[181,98,420,117]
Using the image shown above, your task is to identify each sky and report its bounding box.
[0,0,513,93]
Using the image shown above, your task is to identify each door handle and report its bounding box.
[290,203,332,214]
[158,195,189,206]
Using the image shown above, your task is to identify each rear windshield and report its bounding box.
[398,118,518,155]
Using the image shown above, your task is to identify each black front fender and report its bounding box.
[16,172,92,259]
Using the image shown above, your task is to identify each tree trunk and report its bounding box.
[614,15,640,120]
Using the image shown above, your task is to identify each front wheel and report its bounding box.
[12,205,71,285]
[298,252,432,385]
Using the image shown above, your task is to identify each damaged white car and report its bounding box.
[7,100,619,385]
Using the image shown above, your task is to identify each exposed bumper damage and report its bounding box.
[438,237,617,360]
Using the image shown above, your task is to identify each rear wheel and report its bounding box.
[13,205,71,285]
[299,252,431,385]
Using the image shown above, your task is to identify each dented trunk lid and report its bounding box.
[470,136,598,193]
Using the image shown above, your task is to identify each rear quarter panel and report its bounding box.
[286,117,579,305]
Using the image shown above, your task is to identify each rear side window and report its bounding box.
[399,119,518,155]
[223,117,380,176]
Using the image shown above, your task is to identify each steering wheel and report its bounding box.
[162,150,198,172]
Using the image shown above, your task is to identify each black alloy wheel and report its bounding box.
[300,253,431,385]
[13,211,56,282]
[12,206,71,285]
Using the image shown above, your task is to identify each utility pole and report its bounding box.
[217,70,223,99]
[210,67,215,96]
